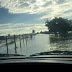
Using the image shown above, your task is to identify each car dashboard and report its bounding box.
[0,55,72,65]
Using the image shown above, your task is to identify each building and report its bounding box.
[32,30,35,34]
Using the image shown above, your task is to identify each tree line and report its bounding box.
[45,17,72,36]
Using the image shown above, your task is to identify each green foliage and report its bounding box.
[45,17,72,35]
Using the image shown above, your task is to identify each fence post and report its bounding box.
[14,35,17,54]
[19,35,21,49]
[22,35,24,43]
[6,36,8,55]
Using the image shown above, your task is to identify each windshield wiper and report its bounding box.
[0,54,24,57]
[0,54,26,60]
[30,50,72,57]
[0,50,72,60]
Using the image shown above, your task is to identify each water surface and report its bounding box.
[0,34,72,57]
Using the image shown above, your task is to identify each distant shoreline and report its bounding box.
[40,31,72,34]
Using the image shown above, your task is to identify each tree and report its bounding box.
[45,17,72,35]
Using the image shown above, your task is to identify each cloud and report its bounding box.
[39,0,72,20]
[0,7,45,24]
[0,0,37,14]
[0,0,72,19]
[43,1,52,7]
[0,23,48,35]
[54,0,68,4]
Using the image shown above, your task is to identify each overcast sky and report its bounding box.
[0,0,72,35]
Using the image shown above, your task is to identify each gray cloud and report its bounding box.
[31,0,36,3]
[43,1,52,7]
[54,0,68,4]
[19,3,30,8]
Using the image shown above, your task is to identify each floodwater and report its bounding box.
[0,34,72,57]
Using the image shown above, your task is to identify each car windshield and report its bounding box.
[0,0,72,58]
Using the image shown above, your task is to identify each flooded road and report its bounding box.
[0,34,72,57]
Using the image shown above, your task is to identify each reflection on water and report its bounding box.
[0,34,72,56]
[24,34,72,56]
[49,34,72,51]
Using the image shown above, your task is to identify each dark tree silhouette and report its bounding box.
[45,17,72,36]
